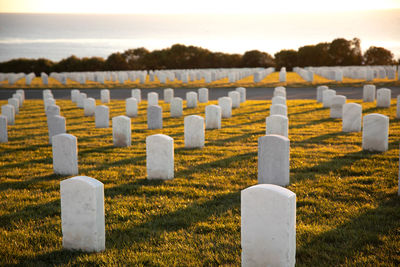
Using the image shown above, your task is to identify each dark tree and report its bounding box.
[328,38,362,65]
[105,53,129,70]
[363,46,394,65]
[122,47,150,69]
[274,50,298,70]
[241,50,275,68]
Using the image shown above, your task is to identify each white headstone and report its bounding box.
[45,105,60,117]
[48,115,66,144]
[205,105,222,129]
[95,105,109,128]
[236,87,246,103]
[228,91,240,109]
[218,97,232,118]
[163,88,174,103]
[131,89,141,103]
[112,115,131,147]
[184,115,205,148]
[84,98,96,116]
[241,184,296,267]
[363,84,376,102]
[77,93,87,108]
[1,104,15,125]
[342,103,362,132]
[8,98,19,114]
[126,97,138,117]
[266,115,288,137]
[316,85,328,102]
[0,115,7,143]
[272,96,286,106]
[376,88,391,108]
[362,113,389,152]
[148,92,158,106]
[16,89,25,102]
[60,176,105,252]
[71,89,80,103]
[100,89,110,103]
[52,133,78,175]
[198,88,209,103]
[322,89,336,108]
[397,95,400,119]
[147,105,162,129]
[330,95,347,119]
[170,97,183,118]
[270,104,287,117]
[258,134,290,186]
[186,92,198,108]
[146,134,174,180]
[279,68,287,82]
[274,86,286,98]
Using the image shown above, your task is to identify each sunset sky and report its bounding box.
[1,0,400,14]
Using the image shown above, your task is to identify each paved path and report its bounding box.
[1,87,400,100]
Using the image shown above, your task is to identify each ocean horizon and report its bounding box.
[0,10,399,63]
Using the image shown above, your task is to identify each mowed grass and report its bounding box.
[0,97,399,266]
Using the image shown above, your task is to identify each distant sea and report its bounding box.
[0,10,399,62]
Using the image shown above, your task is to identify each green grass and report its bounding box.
[0,98,399,266]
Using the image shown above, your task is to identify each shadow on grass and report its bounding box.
[0,173,59,192]
[296,195,400,266]
[289,117,334,129]
[0,143,48,156]
[107,191,240,248]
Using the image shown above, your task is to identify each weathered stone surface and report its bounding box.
[241,184,296,267]
[266,115,288,137]
[397,95,400,119]
[84,98,96,116]
[60,176,105,252]
[322,89,336,108]
[146,134,174,180]
[170,97,183,117]
[272,96,286,106]
[77,93,87,108]
[95,105,109,128]
[147,105,163,129]
[184,115,205,148]
[8,98,19,114]
[112,115,131,147]
[205,105,222,129]
[330,95,347,118]
[100,89,110,103]
[52,133,78,175]
[163,88,174,103]
[126,97,138,117]
[376,88,391,108]
[362,113,389,152]
[316,85,329,102]
[1,104,15,125]
[48,115,66,144]
[0,115,7,143]
[71,89,80,103]
[258,134,290,186]
[270,104,287,117]
[148,92,158,106]
[186,92,198,108]
[274,86,286,98]
[198,88,209,103]
[236,87,246,103]
[44,98,55,112]
[218,97,232,118]
[46,105,60,117]
[228,91,240,109]
[16,89,25,102]
[131,89,141,103]
[342,103,362,132]
[363,84,376,102]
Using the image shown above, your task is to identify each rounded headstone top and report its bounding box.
[260,133,290,142]
[60,176,103,189]
[242,184,295,199]
[146,134,173,142]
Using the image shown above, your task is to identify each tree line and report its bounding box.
[0,38,397,75]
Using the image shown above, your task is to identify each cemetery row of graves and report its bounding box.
[1,65,399,89]
[1,84,399,265]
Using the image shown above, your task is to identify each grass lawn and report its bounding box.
[0,97,399,266]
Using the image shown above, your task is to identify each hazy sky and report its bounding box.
[1,0,400,14]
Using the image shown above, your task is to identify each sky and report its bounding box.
[1,0,400,14]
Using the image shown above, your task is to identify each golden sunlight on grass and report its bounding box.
[0,97,399,265]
